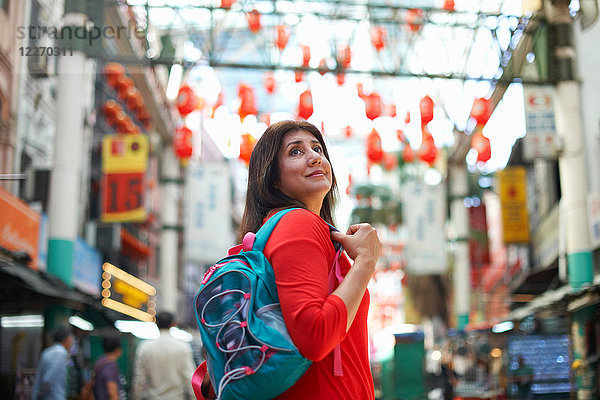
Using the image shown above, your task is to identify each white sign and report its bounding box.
[589,192,600,250]
[403,182,447,275]
[523,85,559,160]
[185,163,233,263]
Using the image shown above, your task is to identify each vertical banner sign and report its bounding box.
[101,134,148,222]
[0,186,41,270]
[403,182,447,275]
[186,163,233,263]
[522,86,558,160]
[498,167,530,243]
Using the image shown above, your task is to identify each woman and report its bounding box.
[238,120,381,399]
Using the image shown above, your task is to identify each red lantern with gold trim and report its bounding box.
[298,90,313,120]
[247,9,261,33]
[275,25,290,51]
[472,127,491,162]
[419,95,434,126]
[174,126,193,159]
[177,85,199,116]
[365,92,383,121]
[239,133,257,165]
[470,97,492,126]
[366,128,384,163]
[371,27,386,51]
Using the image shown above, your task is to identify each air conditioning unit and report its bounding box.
[28,50,55,78]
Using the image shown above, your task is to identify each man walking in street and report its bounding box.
[132,312,196,400]
[92,334,123,400]
[32,326,74,400]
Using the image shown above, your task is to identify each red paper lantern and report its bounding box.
[116,75,134,99]
[357,83,366,99]
[344,125,353,138]
[346,173,353,195]
[298,90,313,120]
[238,84,257,121]
[366,129,384,163]
[115,111,128,132]
[339,45,351,69]
[472,128,491,162]
[336,73,345,86]
[174,126,193,159]
[371,27,386,51]
[470,97,492,126]
[247,9,261,33]
[365,92,383,121]
[221,0,235,8]
[418,129,437,165]
[264,73,276,94]
[318,59,328,76]
[407,9,424,32]
[396,129,406,142]
[124,87,142,111]
[443,0,455,11]
[239,133,257,165]
[384,104,397,118]
[177,85,199,116]
[102,100,120,118]
[295,70,304,83]
[419,95,434,126]
[404,111,411,124]
[383,152,398,171]
[301,45,311,67]
[104,63,126,87]
[402,143,415,163]
[275,25,290,51]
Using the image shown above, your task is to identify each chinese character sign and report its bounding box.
[185,163,233,263]
[101,134,149,222]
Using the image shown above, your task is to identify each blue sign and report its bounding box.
[73,238,102,295]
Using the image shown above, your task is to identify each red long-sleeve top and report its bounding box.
[263,209,374,400]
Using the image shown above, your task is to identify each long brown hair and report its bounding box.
[237,120,338,241]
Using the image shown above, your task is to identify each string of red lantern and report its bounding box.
[365,92,383,121]
[275,25,290,51]
[239,133,257,165]
[247,9,261,32]
[238,83,257,121]
[419,95,434,127]
[472,127,492,163]
[366,128,384,163]
[264,73,276,94]
[418,128,438,165]
[177,85,199,116]
[371,27,386,51]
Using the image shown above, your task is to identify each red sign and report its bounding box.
[0,187,40,269]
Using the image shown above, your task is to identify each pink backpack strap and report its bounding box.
[191,361,207,400]
[328,249,344,377]
[242,232,256,252]
[227,244,243,256]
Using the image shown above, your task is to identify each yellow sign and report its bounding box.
[101,134,149,222]
[102,134,149,173]
[101,263,156,322]
[497,166,530,243]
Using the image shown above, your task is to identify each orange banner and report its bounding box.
[497,166,530,243]
[0,186,40,269]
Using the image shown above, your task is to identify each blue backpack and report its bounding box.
[192,209,343,400]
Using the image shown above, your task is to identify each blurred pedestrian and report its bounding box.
[91,334,122,400]
[440,351,456,400]
[511,356,533,400]
[132,312,196,400]
[32,326,74,400]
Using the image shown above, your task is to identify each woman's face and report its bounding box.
[276,130,332,214]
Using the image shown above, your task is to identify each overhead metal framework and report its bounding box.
[122,0,548,85]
